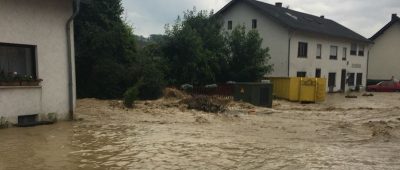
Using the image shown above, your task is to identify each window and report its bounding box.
[330,46,338,60]
[298,42,308,58]
[228,20,232,30]
[315,69,321,78]
[342,47,347,61]
[252,19,257,29]
[356,73,363,86]
[297,71,307,77]
[0,43,36,79]
[328,72,336,87]
[350,43,357,55]
[316,44,322,59]
[358,45,364,56]
[347,73,355,86]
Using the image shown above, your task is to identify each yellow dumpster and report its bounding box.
[268,77,326,102]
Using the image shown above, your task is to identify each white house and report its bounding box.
[0,0,80,124]
[368,14,400,84]
[216,0,372,92]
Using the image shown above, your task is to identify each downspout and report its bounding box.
[66,0,81,120]
[366,44,372,85]
[288,30,294,77]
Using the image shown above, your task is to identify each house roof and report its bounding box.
[216,0,371,43]
[370,14,399,40]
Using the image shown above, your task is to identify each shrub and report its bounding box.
[137,63,166,100]
[123,85,139,108]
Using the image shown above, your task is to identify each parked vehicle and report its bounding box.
[367,81,400,92]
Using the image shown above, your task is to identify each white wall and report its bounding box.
[219,1,290,77]
[290,32,369,91]
[0,0,74,123]
[369,22,400,80]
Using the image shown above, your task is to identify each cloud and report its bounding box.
[122,0,400,37]
[122,0,230,36]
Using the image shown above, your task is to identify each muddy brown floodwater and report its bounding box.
[1,93,400,170]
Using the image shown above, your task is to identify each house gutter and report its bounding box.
[66,0,81,120]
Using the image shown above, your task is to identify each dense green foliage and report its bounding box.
[75,0,166,99]
[135,44,167,100]
[74,4,272,99]
[163,10,229,85]
[74,0,136,99]
[123,85,139,108]
[226,26,273,82]
[162,9,272,85]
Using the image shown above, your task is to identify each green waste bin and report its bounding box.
[234,83,273,108]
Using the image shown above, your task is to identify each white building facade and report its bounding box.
[217,0,371,92]
[368,14,400,83]
[0,0,77,124]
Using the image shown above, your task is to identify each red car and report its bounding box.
[367,81,400,92]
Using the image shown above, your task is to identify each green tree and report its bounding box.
[134,44,167,100]
[163,9,229,85]
[74,0,137,99]
[226,25,273,82]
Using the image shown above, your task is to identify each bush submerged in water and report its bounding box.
[124,86,139,108]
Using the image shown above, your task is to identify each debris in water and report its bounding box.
[181,95,230,113]
[164,88,189,99]
[363,121,395,141]
[345,95,358,98]
[362,93,374,97]
[194,116,209,124]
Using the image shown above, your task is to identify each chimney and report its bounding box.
[275,2,282,7]
[392,13,398,21]
[320,15,325,19]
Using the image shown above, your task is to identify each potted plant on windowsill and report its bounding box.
[0,71,20,86]
[20,76,43,86]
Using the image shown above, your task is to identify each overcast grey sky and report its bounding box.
[122,0,400,38]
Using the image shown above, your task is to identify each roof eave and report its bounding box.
[370,19,399,41]
[294,28,373,44]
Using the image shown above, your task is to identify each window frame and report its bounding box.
[227,20,233,30]
[358,45,365,56]
[347,73,355,86]
[0,42,37,80]
[356,73,363,86]
[329,45,338,60]
[297,71,307,77]
[315,68,321,78]
[350,43,357,56]
[297,42,308,58]
[252,19,257,29]
[342,47,347,61]
[328,72,337,87]
[316,44,322,59]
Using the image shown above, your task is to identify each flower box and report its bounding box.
[0,81,21,86]
[20,79,42,86]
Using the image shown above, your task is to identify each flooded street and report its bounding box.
[1,93,400,169]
